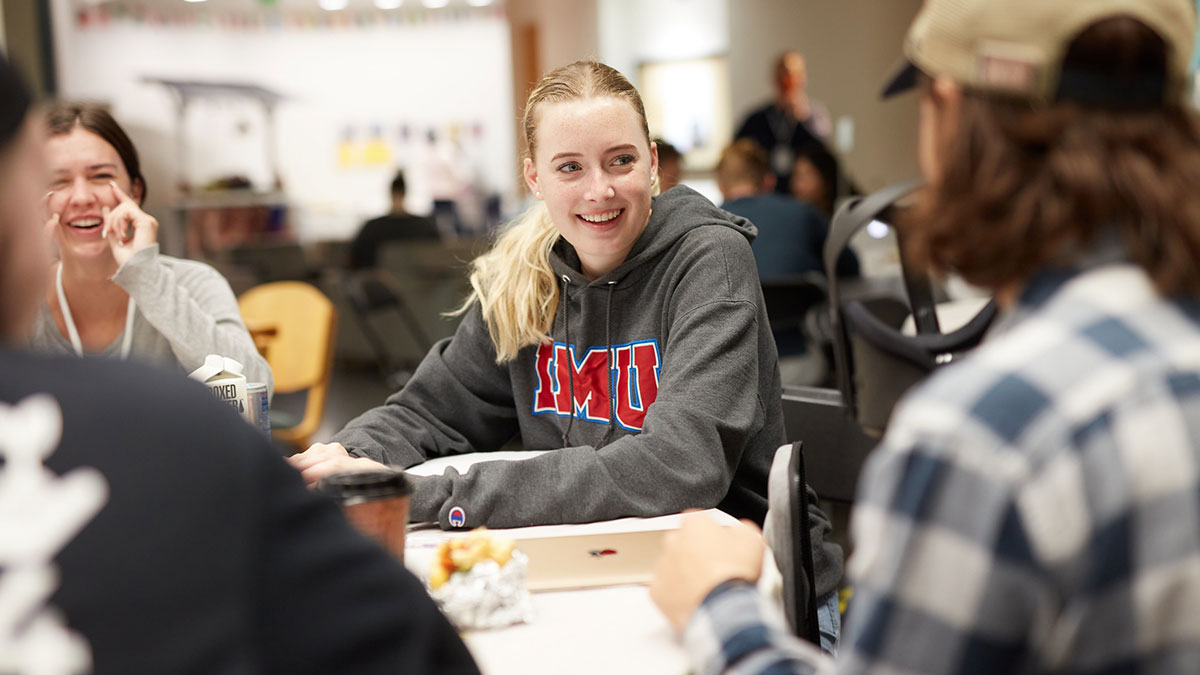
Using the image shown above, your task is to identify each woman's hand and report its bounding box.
[102,181,158,267]
[43,190,60,259]
[286,442,389,488]
[649,512,766,633]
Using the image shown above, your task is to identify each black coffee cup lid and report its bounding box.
[318,468,411,504]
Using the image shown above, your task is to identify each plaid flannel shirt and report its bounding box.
[686,262,1200,675]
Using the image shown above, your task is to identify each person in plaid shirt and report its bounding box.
[650,0,1200,673]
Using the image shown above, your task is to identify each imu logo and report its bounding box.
[532,339,661,432]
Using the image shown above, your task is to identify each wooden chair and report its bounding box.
[238,281,336,449]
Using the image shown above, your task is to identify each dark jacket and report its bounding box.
[0,351,477,675]
[349,213,440,269]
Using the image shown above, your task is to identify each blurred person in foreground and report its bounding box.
[288,64,843,631]
[735,51,832,193]
[31,103,271,393]
[651,0,1200,672]
[349,168,440,270]
[0,57,478,675]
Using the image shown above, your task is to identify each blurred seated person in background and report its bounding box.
[0,54,477,675]
[349,168,439,270]
[653,138,683,193]
[289,63,843,633]
[718,139,858,282]
[30,103,272,394]
[652,0,1200,672]
[789,143,855,220]
[735,51,831,193]
[718,139,858,385]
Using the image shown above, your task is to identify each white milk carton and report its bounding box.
[189,355,250,422]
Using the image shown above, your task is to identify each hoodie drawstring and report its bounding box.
[559,274,575,447]
[598,281,618,448]
[557,275,619,449]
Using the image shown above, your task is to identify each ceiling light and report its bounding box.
[421,0,450,7]
[374,0,404,8]
[319,0,349,9]
[466,0,494,6]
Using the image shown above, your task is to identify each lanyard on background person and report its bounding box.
[56,264,135,359]
[768,106,799,176]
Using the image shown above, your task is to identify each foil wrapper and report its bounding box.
[430,550,535,630]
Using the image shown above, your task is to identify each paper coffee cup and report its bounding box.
[318,469,412,562]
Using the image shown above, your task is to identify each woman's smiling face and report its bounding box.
[46,127,139,263]
[524,96,658,280]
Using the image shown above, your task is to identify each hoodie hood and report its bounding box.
[549,185,758,286]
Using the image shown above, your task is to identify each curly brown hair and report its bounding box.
[905,17,1200,297]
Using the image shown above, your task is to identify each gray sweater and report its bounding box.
[30,245,272,394]
[334,187,842,595]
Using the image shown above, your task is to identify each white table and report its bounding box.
[404,452,733,674]
[460,584,685,675]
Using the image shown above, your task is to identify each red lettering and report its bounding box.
[532,339,661,432]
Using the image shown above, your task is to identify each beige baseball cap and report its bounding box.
[882,0,1197,105]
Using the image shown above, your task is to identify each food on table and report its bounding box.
[429,528,517,589]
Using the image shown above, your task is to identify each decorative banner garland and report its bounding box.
[75,2,507,31]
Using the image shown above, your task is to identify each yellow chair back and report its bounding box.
[238,281,337,449]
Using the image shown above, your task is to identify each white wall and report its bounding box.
[51,2,517,243]
[728,0,923,191]
[599,0,728,81]
[597,0,728,203]
[508,0,599,74]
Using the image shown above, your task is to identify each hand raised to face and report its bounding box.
[101,181,157,267]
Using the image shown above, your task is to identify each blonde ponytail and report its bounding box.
[456,201,561,363]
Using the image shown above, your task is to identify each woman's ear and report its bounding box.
[649,140,660,183]
[523,157,541,199]
[131,178,145,206]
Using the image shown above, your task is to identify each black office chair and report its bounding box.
[761,273,835,386]
[341,270,432,389]
[783,440,822,644]
[825,180,998,436]
[761,273,828,336]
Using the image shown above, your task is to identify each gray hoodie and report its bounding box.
[335,186,841,594]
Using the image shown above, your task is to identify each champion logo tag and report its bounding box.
[448,506,466,528]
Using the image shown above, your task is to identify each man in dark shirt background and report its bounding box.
[734,51,832,194]
[718,140,857,283]
[350,170,440,269]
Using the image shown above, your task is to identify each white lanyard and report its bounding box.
[55,264,135,359]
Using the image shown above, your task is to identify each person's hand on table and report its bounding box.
[650,512,766,633]
[287,442,388,488]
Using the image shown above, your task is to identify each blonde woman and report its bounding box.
[291,62,840,605]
